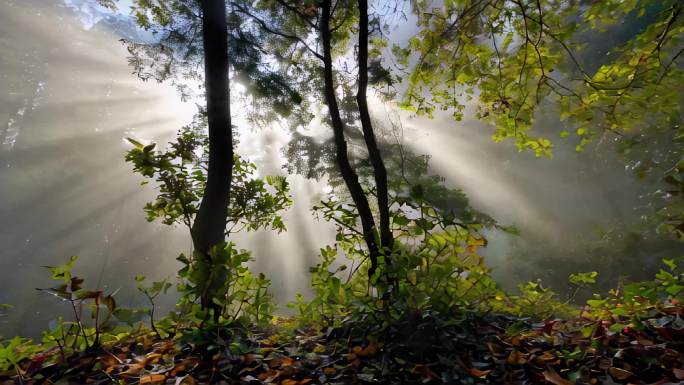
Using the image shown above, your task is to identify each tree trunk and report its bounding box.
[320,0,381,276]
[193,0,233,312]
[356,0,393,256]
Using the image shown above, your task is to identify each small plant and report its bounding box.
[0,336,43,380]
[37,256,119,350]
[126,116,288,324]
[176,242,275,327]
[134,276,172,338]
[294,186,577,330]
[582,258,684,329]
[568,271,598,300]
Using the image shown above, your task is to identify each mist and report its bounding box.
[0,0,681,338]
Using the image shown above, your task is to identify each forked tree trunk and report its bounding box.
[192,0,233,312]
[320,0,381,276]
[356,0,394,257]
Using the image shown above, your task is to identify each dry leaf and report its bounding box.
[674,368,684,380]
[140,374,165,384]
[542,368,573,385]
[469,368,490,378]
[608,367,634,381]
[506,350,527,365]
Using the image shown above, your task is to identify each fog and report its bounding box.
[0,0,680,337]
[0,0,333,337]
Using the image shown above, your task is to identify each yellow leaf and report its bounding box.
[140,374,166,384]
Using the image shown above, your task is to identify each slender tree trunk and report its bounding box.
[321,0,381,276]
[193,0,233,312]
[356,0,393,256]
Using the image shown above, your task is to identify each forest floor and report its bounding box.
[1,302,683,385]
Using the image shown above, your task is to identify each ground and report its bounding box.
[2,302,683,385]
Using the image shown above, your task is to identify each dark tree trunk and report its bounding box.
[193,0,233,311]
[356,0,393,256]
[320,0,381,276]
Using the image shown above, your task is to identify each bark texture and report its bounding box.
[356,0,393,256]
[320,0,381,276]
[193,0,233,309]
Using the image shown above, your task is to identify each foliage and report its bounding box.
[567,271,598,301]
[4,1,683,383]
[402,0,682,153]
[582,257,684,329]
[135,276,172,338]
[125,115,291,236]
[37,256,121,349]
[291,192,572,330]
[176,242,275,328]
[125,114,286,324]
[119,0,307,121]
[400,0,684,238]
[0,337,41,372]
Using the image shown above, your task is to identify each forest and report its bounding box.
[0,0,683,384]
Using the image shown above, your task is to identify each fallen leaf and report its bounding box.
[269,357,294,368]
[674,368,684,380]
[412,364,438,381]
[506,350,527,365]
[469,368,490,378]
[543,368,573,385]
[258,369,280,382]
[323,367,336,376]
[177,376,196,385]
[608,367,633,381]
[140,374,166,384]
[243,353,259,365]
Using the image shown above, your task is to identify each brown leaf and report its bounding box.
[506,350,527,365]
[178,376,196,385]
[139,353,162,366]
[119,363,144,376]
[238,363,261,374]
[242,353,259,365]
[673,367,684,380]
[140,374,166,384]
[323,367,336,376]
[412,364,438,380]
[70,277,84,291]
[268,357,294,368]
[105,295,116,312]
[258,369,280,382]
[542,367,573,385]
[469,368,490,378]
[608,367,634,381]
